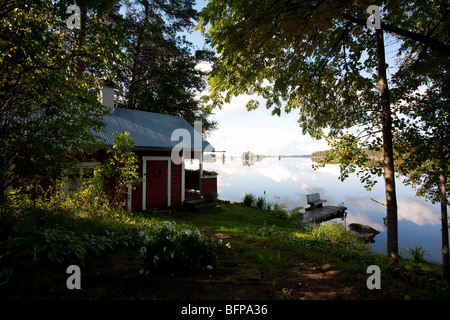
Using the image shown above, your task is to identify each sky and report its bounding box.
[185,1,398,157]
[182,0,329,156]
[202,90,329,156]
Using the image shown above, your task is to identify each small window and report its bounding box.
[63,162,99,193]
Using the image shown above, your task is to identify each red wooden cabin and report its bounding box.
[79,107,217,211]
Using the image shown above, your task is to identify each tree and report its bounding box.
[78,132,141,210]
[394,85,449,280]
[0,0,125,199]
[198,0,449,263]
[118,0,217,133]
[388,1,449,278]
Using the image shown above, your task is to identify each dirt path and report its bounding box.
[211,233,381,300]
[276,257,380,300]
[83,256,380,300]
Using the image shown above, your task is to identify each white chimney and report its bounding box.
[100,80,115,113]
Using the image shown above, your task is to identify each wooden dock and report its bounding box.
[300,205,347,224]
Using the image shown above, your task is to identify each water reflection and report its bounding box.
[196,155,442,263]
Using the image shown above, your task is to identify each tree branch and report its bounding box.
[342,13,450,57]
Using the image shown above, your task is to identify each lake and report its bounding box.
[189,154,443,264]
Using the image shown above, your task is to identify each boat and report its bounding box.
[348,223,380,243]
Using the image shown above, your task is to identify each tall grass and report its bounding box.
[405,246,428,263]
[255,196,265,209]
[242,193,303,221]
[306,223,359,243]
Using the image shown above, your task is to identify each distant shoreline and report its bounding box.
[205,152,311,158]
[263,154,310,158]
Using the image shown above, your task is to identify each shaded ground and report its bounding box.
[66,265,376,300]
[276,255,379,300]
[58,245,380,300]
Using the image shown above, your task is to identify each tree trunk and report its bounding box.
[376,29,399,263]
[75,5,88,75]
[128,0,150,109]
[439,146,449,281]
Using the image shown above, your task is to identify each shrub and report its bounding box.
[243,193,255,207]
[0,190,145,285]
[139,221,229,274]
[255,196,265,209]
[406,246,428,263]
[270,203,288,219]
[74,132,140,210]
[205,192,218,201]
[0,226,115,285]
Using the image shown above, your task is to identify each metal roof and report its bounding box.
[93,108,213,151]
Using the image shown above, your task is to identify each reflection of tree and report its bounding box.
[203,153,216,163]
[221,153,226,164]
[310,149,383,166]
[241,151,264,167]
[203,152,226,164]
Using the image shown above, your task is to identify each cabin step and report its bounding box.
[197,205,222,213]
[183,198,221,212]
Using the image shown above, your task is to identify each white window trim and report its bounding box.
[127,182,132,212]
[62,162,100,193]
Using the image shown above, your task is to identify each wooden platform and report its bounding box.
[183,198,221,212]
[300,205,347,224]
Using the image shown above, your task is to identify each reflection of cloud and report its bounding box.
[346,196,383,213]
[250,158,340,184]
[217,181,235,187]
[254,164,292,183]
[312,164,341,177]
[397,198,440,226]
[206,158,440,226]
[205,157,345,207]
[352,196,440,227]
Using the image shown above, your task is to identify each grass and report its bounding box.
[1,198,449,300]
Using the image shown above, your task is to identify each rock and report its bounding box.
[348,223,380,243]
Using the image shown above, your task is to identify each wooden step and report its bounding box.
[197,204,222,213]
[183,198,221,212]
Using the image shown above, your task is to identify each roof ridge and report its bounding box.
[113,107,184,119]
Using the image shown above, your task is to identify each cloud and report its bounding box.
[206,95,327,156]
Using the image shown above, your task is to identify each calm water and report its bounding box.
[191,155,443,263]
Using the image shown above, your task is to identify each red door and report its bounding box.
[146,160,168,209]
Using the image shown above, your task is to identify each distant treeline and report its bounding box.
[311,148,383,164]
[310,150,331,160]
